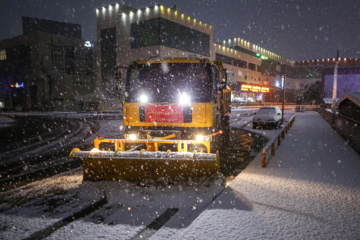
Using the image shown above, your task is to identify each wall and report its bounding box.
[319,108,360,154]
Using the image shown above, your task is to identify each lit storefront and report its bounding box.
[231,83,270,103]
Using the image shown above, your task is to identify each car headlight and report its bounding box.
[178,92,191,106]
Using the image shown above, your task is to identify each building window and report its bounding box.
[131,18,210,57]
[234,59,247,68]
[84,49,94,76]
[53,45,65,72]
[216,53,247,68]
[0,49,6,60]
[248,63,256,71]
[257,65,261,72]
[101,27,116,88]
[6,45,30,61]
[65,47,75,74]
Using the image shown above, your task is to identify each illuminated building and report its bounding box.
[96,4,291,105]
[293,59,360,104]
[214,39,291,103]
[96,4,214,107]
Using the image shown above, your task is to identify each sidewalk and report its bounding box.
[154,111,360,239]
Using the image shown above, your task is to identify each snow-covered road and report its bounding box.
[2,110,359,239]
[157,111,360,240]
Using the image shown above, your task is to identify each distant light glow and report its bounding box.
[10,82,24,88]
[84,41,93,47]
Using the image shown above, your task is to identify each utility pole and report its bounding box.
[331,50,339,113]
[281,74,286,124]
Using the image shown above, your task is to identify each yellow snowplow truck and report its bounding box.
[70,58,231,180]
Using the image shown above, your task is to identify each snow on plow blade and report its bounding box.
[69,148,219,180]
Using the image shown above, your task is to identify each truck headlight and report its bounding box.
[179,92,191,106]
[128,134,137,140]
[139,94,148,103]
[196,135,205,141]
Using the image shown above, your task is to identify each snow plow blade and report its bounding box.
[69,148,219,180]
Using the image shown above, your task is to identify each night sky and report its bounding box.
[1,0,359,61]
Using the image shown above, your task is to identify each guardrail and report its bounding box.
[261,114,296,168]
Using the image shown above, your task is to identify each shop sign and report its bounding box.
[241,84,269,93]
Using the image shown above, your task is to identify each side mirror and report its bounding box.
[116,81,121,91]
[115,68,122,81]
[115,69,122,91]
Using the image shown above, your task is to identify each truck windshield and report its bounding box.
[125,62,215,103]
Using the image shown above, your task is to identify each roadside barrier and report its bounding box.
[262,114,296,167]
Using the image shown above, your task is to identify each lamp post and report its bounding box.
[281,74,286,124]
[331,50,339,113]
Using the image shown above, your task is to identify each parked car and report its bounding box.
[252,106,282,129]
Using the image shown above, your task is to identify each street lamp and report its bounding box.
[281,74,286,124]
[331,50,339,113]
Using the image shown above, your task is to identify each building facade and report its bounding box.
[97,4,294,105]
[96,4,214,108]
[294,58,360,104]
[214,38,292,104]
[0,17,96,111]
[2,4,358,111]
